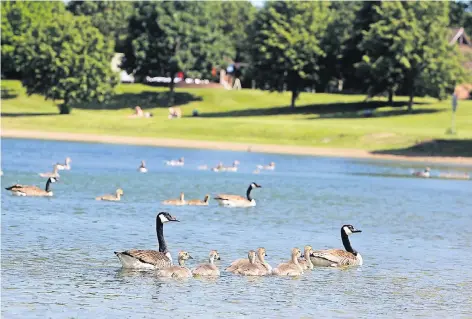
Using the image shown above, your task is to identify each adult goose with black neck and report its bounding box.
[5,177,58,197]
[114,212,179,269]
[214,182,262,207]
[310,224,363,267]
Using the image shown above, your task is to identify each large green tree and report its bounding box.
[359,1,465,111]
[17,12,118,114]
[66,0,133,52]
[1,1,65,78]
[318,1,363,92]
[122,1,234,105]
[249,1,330,107]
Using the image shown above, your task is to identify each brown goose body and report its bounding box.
[226,248,271,274]
[5,177,58,197]
[96,188,123,201]
[156,251,193,278]
[214,183,262,207]
[272,248,304,276]
[192,250,220,277]
[162,192,186,206]
[115,212,179,269]
[310,225,363,267]
[187,195,210,206]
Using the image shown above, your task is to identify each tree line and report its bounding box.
[1,0,470,113]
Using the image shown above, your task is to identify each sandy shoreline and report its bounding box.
[2,129,472,166]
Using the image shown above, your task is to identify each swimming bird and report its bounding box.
[272,248,304,276]
[166,157,184,166]
[39,165,60,178]
[214,182,262,207]
[298,245,314,270]
[187,195,210,206]
[162,192,186,206]
[257,162,275,170]
[95,188,124,201]
[233,250,268,276]
[156,251,193,278]
[5,177,58,197]
[310,224,363,267]
[226,247,271,274]
[412,167,430,178]
[224,160,240,172]
[192,250,221,277]
[138,160,147,173]
[114,212,180,269]
[56,157,71,170]
[211,162,224,172]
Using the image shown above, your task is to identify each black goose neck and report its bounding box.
[156,218,167,253]
[341,228,357,255]
[246,185,253,201]
[45,179,52,192]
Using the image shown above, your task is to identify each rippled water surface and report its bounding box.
[2,138,472,318]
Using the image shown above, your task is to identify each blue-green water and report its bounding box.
[1,138,472,318]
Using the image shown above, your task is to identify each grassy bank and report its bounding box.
[2,80,472,156]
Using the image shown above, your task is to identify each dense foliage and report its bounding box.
[121,1,234,104]
[249,1,330,107]
[1,0,471,112]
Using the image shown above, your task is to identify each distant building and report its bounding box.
[449,27,472,99]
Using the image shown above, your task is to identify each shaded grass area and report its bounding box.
[2,80,472,156]
[372,139,472,157]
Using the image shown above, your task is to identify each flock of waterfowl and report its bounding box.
[114,212,363,278]
[3,155,469,280]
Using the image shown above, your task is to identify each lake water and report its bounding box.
[1,138,472,318]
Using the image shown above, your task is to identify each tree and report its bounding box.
[66,0,133,52]
[17,13,118,114]
[212,1,256,62]
[122,1,234,105]
[249,1,330,108]
[1,1,65,78]
[359,2,465,112]
[318,1,363,92]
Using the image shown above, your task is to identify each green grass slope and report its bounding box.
[2,80,472,156]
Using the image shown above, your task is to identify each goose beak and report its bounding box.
[217,256,221,260]
[170,215,180,222]
[188,255,193,259]
[352,229,362,233]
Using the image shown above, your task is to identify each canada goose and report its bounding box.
[233,250,267,276]
[257,162,275,170]
[114,212,180,269]
[138,160,147,173]
[5,177,58,197]
[211,162,224,172]
[56,157,71,170]
[272,248,304,276]
[162,192,186,206]
[412,167,430,178]
[298,245,314,270]
[166,157,184,166]
[187,195,210,206]
[192,250,221,277]
[39,165,60,178]
[224,160,240,172]
[214,182,262,207]
[310,224,363,267]
[156,251,193,278]
[96,188,124,201]
[226,247,271,274]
